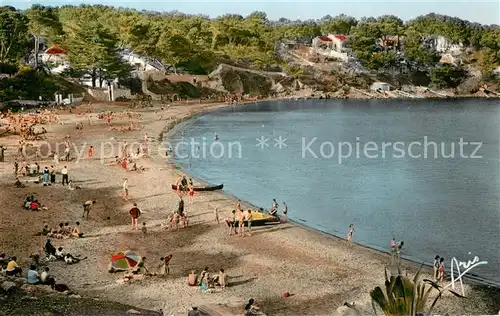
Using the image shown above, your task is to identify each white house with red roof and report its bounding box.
[41,45,71,74]
[311,34,350,61]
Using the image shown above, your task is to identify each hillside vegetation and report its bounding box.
[0,4,499,100]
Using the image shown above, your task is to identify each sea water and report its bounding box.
[168,99,500,286]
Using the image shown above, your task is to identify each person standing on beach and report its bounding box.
[122,178,129,200]
[236,200,241,211]
[42,166,50,186]
[61,166,69,185]
[82,200,96,219]
[245,210,253,237]
[64,146,70,161]
[178,196,184,216]
[390,237,397,253]
[237,208,245,237]
[214,208,219,224]
[50,165,56,183]
[438,257,445,282]
[347,224,354,244]
[87,146,94,158]
[0,145,5,162]
[129,203,141,231]
[433,255,440,280]
[225,210,236,236]
[282,202,288,215]
[14,160,18,175]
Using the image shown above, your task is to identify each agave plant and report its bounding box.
[347,264,463,316]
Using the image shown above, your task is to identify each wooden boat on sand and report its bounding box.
[171,183,224,191]
[234,211,280,226]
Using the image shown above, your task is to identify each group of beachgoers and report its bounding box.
[39,220,84,239]
[0,109,60,140]
[0,242,79,293]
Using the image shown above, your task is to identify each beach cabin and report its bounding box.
[371,82,391,92]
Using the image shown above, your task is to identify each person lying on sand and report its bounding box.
[68,180,81,190]
[106,156,121,166]
[64,253,86,264]
[47,278,70,293]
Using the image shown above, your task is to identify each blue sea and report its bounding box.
[168,99,500,286]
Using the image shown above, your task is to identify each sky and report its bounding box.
[2,0,499,25]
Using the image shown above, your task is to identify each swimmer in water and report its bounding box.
[214,133,219,141]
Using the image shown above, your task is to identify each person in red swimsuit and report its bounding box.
[87,146,94,158]
[121,158,127,170]
[129,203,141,231]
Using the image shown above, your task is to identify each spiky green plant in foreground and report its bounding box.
[347,264,464,316]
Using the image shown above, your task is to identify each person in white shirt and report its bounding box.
[122,178,129,200]
[61,166,69,185]
[40,267,50,284]
[55,247,65,260]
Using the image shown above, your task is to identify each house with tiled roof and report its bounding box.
[311,34,351,62]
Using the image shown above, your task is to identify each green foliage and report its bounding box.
[348,265,464,316]
[430,64,467,88]
[63,18,130,87]
[0,6,30,63]
[0,69,84,102]
[0,62,18,75]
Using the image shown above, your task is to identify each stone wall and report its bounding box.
[86,88,110,102]
[112,87,132,100]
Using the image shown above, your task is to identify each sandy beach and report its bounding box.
[0,100,499,315]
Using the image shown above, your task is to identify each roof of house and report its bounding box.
[334,35,348,41]
[45,46,66,55]
[317,36,332,42]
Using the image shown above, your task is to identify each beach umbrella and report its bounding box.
[110,250,141,271]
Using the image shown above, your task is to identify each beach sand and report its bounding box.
[0,101,498,315]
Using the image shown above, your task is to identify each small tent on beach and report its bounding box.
[109,250,141,272]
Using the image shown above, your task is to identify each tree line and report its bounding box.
[0,4,499,84]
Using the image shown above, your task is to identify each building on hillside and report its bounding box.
[40,45,71,74]
[371,82,391,92]
[326,34,350,53]
[120,49,166,72]
[423,35,463,54]
[311,35,350,62]
[377,36,404,51]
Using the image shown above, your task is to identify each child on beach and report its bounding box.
[188,186,194,202]
[438,257,445,282]
[122,178,129,200]
[214,208,219,224]
[347,224,354,244]
[141,222,147,234]
[433,255,440,280]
